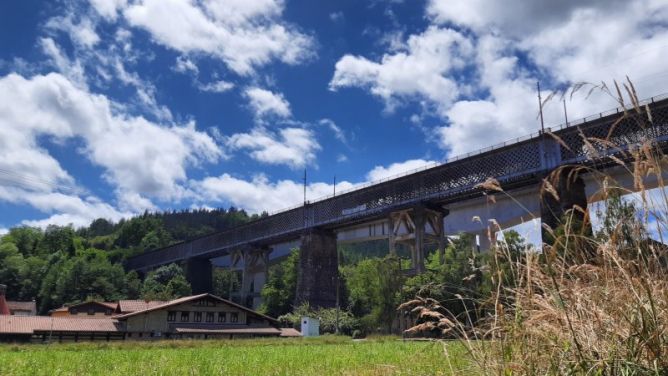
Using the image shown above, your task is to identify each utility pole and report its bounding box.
[537,81,545,133]
[563,98,569,126]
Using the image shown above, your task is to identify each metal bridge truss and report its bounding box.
[126,95,668,271]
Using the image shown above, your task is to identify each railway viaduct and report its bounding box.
[126,95,668,309]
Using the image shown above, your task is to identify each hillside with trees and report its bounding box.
[0,208,255,313]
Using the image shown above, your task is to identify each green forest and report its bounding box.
[0,208,257,313]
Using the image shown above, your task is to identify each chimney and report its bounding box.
[0,284,10,315]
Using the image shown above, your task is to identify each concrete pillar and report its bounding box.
[295,228,338,308]
[240,253,253,307]
[184,258,212,294]
[541,167,591,243]
[413,206,426,273]
[388,213,397,256]
[437,212,446,264]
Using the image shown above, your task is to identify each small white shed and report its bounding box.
[301,316,320,337]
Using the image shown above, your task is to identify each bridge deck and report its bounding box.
[126,95,668,271]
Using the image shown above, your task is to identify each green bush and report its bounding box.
[278,304,361,335]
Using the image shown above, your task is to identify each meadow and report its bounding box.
[0,336,470,375]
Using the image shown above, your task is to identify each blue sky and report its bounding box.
[1,0,667,238]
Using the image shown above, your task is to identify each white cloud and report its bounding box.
[330,26,474,115]
[0,228,8,236]
[193,173,356,213]
[366,159,437,181]
[39,38,87,87]
[436,0,668,156]
[329,11,344,23]
[334,0,668,157]
[89,0,128,21]
[0,188,131,228]
[46,15,100,49]
[192,157,440,214]
[319,118,348,144]
[226,127,319,169]
[426,0,625,38]
[0,73,223,213]
[123,0,315,75]
[244,87,291,118]
[173,56,199,75]
[198,80,235,93]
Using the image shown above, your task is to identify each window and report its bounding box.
[194,312,202,322]
[71,308,78,315]
[167,311,176,322]
[181,311,190,322]
[206,312,214,323]
[88,308,95,315]
[105,309,112,316]
[230,312,238,323]
[218,312,226,323]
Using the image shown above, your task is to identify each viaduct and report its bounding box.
[126,94,668,309]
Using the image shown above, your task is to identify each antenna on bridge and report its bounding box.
[563,98,569,126]
[333,175,336,197]
[537,81,545,133]
[303,169,307,206]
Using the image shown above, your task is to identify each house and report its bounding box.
[0,316,126,342]
[0,293,300,342]
[115,293,299,340]
[7,301,37,316]
[49,301,117,318]
[115,300,167,314]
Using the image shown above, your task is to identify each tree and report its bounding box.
[260,249,299,317]
[40,225,77,256]
[141,263,192,301]
[87,218,115,237]
[212,268,240,299]
[2,227,43,256]
[344,255,404,333]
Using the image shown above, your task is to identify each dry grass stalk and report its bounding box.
[400,84,668,374]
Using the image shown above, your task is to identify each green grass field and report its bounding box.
[0,336,469,375]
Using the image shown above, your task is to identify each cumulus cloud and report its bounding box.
[0,73,223,214]
[173,55,199,75]
[226,127,319,169]
[333,0,668,157]
[123,0,315,75]
[89,0,128,21]
[198,80,235,93]
[366,159,437,182]
[244,87,291,118]
[191,157,440,213]
[436,0,668,156]
[0,187,131,228]
[193,173,356,213]
[330,27,474,115]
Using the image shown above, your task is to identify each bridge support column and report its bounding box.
[390,205,447,272]
[295,228,338,308]
[540,167,591,244]
[184,258,212,294]
[233,247,271,309]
